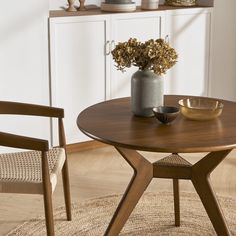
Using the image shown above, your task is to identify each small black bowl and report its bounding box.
[152,106,179,124]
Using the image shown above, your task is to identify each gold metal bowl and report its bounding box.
[178,98,224,121]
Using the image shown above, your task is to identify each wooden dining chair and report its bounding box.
[0,101,72,236]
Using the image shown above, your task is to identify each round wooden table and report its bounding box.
[77,95,236,236]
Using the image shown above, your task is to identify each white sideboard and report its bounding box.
[49,6,213,145]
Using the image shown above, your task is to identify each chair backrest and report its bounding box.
[0,101,66,151]
[0,101,64,118]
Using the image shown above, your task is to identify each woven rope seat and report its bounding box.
[154,153,192,167]
[0,148,65,194]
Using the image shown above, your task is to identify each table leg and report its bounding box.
[173,179,180,227]
[191,150,232,236]
[104,147,153,236]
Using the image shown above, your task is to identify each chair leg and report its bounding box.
[62,158,72,221]
[42,151,55,236]
[43,186,55,236]
[173,179,180,227]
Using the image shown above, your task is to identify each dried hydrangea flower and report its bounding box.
[111,38,178,76]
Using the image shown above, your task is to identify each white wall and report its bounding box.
[210,0,236,101]
[0,1,50,152]
[0,1,49,105]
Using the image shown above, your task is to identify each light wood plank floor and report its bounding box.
[1,146,236,235]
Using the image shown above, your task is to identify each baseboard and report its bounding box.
[66,140,108,153]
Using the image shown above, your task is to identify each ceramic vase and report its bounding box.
[141,0,159,10]
[78,0,86,10]
[131,70,164,117]
[67,0,77,11]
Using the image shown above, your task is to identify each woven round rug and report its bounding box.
[7,192,236,235]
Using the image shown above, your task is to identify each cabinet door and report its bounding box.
[0,0,50,153]
[164,8,212,96]
[109,12,164,99]
[50,15,109,145]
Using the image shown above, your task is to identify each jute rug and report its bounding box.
[7,192,236,235]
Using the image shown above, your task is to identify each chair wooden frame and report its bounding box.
[0,101,72,236]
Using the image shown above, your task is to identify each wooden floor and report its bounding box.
[1,146,236,235]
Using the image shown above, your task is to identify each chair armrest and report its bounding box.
[0,101,64,118]
[0,131,49,151]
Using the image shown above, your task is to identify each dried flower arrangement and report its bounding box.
[111,38,178,76]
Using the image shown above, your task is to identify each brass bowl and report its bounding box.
[178,98,224,121]
[153,106,179,124]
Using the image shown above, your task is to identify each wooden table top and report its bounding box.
[77,95,236,153]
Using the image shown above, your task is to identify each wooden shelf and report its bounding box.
[50,4,212,18]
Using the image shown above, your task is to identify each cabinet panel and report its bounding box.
[164,9,212,96]
[50,16,109,145]
[110,13,163,99]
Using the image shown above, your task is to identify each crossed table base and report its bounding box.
[77,96,236,236]
[104,147,232,236]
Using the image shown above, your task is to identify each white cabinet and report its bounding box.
[50,12,163,144]
[109,12,164,99]
[0,0,50,153]
[50,15,109,144]
[164,8,212,96]
[49,8,212,145]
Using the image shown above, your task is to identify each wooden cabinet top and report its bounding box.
[50,5,212,18]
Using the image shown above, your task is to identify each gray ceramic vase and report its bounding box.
[131,70,164,117]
